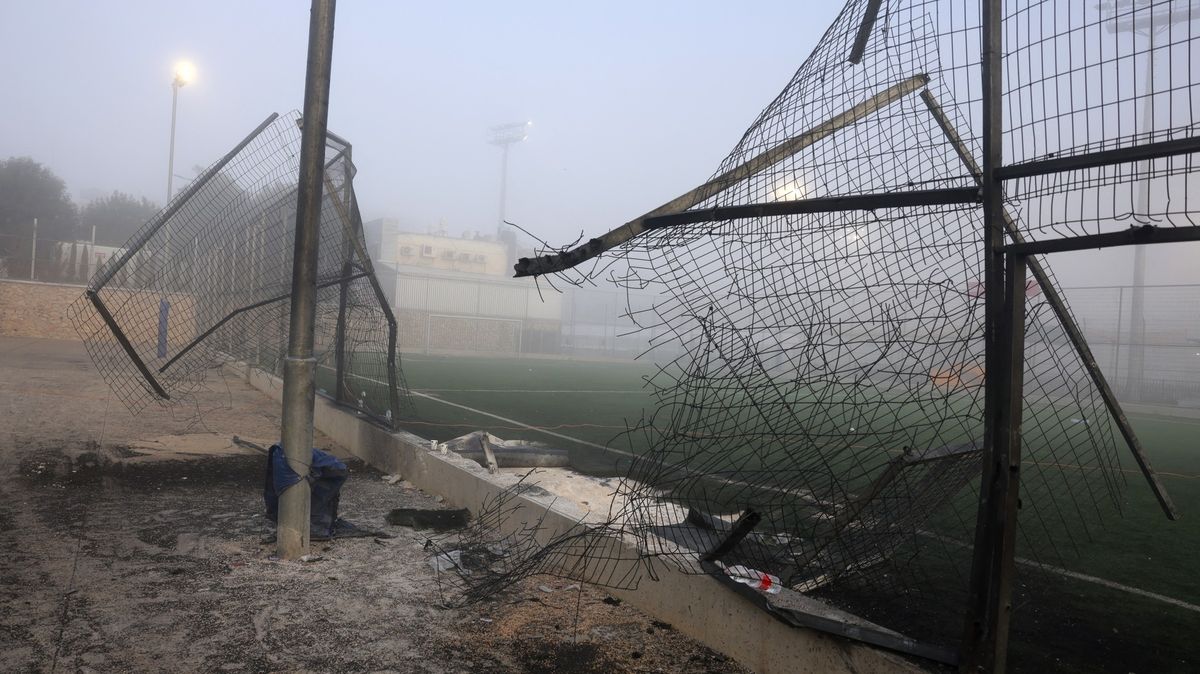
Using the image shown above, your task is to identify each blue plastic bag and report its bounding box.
[263,445,348,540]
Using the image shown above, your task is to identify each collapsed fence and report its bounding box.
[68,112,405,427]
[67,0,1200,669]
[434,0,1199,669]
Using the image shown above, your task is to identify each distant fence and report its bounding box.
[4,231,1198,399]
[1065,284,1200,406]
[0,233,122,286]
[377,265,676,360]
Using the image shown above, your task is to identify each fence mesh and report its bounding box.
[473,0,1200,656]
[68,111,406,426]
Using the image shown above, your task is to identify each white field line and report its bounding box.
[409,390,630,456]
[1127,412,1200,428]
[1017,559,1200,613]
[921,531,1200,613]
[326,364,1200,613]
[324,362,638,456]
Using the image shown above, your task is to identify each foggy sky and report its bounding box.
[0,3,840,241]
[2,1,1198,287]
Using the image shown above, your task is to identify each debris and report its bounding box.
[724,564,782,594]
[439,430,570,469]
[601,596,622,606]
[386,507,470,531]
[429,550,464,574]
[298,554,323,563]
[231,436,268,454]
[537,584,555,593]
[480,432,500,474]
[381,474,402,485]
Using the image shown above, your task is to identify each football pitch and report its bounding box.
[391,352,1200,672]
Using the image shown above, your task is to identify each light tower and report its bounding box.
[166,61,196,203]
[1099,0,1200,401]
[488,121,531,238]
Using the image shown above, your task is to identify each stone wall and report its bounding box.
[0,279,85,340]
[0,280,199,347]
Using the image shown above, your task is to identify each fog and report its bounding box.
[5,1,1200,289]
[0,2,848,254]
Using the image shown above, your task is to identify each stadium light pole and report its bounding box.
[166,61,195,203]
[489,121,531,237]
[1099,0,1200,401]
[278,0,337,560]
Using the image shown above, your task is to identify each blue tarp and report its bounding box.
[263,445,348,540]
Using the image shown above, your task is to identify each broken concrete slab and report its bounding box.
[440,431,570,469]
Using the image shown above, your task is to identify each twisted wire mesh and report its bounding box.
[453,0,1200,651]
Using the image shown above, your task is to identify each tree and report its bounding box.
[0,157,77,278]
[80,191,161,247]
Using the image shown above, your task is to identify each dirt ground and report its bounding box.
[0,337,748,673]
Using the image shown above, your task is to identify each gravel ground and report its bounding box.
[0,337,747,673]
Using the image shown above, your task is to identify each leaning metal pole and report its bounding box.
[278,0,337,560]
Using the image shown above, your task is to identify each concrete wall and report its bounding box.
[232,362,926,674]
[0,279,85,340]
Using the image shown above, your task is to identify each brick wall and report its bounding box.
[0,279,86,340]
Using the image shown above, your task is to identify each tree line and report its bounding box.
[0,156,161,247]
[0,156,162,281]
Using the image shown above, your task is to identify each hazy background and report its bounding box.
[0,2,840,248]
[1,0,1197,285]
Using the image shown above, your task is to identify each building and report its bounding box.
[363,218,510,277]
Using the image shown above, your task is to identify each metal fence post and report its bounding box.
[29,218,37,280]
[278,0,337,561]
[961,0,1025,669]
[333,150,353,405]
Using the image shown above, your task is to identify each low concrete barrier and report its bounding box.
[232,362,925,674]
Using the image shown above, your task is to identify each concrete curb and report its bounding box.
[231,362,925,674]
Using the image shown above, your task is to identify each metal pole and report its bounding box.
[1114,287,1124,380]
[278,0,337,560]
[167,82,180,203]
[498,142,509,236]
[985,254,1028,674]
[1127,28,1156,402]
[29,218,37,280]
[961,0,1019,669]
